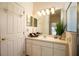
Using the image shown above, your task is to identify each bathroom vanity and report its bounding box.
[25,35,69,56]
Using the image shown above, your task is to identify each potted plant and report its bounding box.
[55,21,65,39]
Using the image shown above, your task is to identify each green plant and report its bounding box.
[55,21,65,36]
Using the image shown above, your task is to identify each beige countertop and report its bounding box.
[26,35,68,44]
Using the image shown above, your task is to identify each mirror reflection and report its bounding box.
[36,9,63,35]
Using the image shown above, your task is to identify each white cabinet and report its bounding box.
[54,43,67,56]
[32,45,41,56]
[54,48,66,56]
[26,39,68,56]
[26,39,32,55]
[42,46,53,56]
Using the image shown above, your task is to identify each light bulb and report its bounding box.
[41,10,46,15]
[46,9,50,15]
[51,8,55,14]
[37,11,41,16]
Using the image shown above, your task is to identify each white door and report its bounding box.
[0,7,8,56]
[0,3,25,56]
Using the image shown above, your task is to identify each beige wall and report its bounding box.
[17,2,70,36]
[17,2,37,37]
[33,2,66,15]
[33,2,66,35]
[17,2,33,16]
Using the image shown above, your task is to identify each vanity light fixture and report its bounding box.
[51,8,55,14]
[37,7,55,16]
[37,11,42,16]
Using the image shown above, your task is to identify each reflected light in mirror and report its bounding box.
[46,9,50,15]
[27,15,30,22]
[41,10,46,15]
[51,8,55,14]
[37,11,41,16]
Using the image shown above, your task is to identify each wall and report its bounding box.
[17,2,38,36]
[33,2,66,35]
[17,2,33,15]
[33,2,66,15]
[18,2,71,36]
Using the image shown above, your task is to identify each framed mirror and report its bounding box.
[37,9,63,35]
[26,15,37,27]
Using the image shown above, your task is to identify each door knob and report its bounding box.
[2,38,6,41]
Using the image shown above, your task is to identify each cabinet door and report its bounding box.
[54,43,66,56]
[42,46,53,56]
[26,43,32,55]
[32,45,41,56]
[26,39,32,55]
[54,48,66,56]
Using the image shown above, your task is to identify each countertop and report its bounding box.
[26,35,68,44]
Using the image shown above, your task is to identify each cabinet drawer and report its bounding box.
[32,40,53,47]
